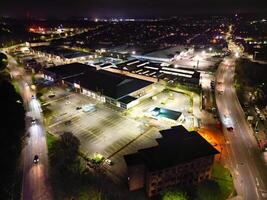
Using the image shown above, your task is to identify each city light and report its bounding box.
[2,6,267,200]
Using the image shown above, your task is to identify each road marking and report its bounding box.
[256,177,260,187]
[42,93,75,105]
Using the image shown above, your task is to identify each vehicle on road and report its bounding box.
[76,106,82,110]
[227,127,234,132]
[33,155,39,164]
[64,120,72,125]
[31,119,37,125]
[105,159,113,166]
[48,94,55,98]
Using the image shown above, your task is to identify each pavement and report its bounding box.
[215,57,267,200]
[6,54,52,200]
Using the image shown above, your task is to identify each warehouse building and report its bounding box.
[31,45,94,63]
[43,63,153,109]
[124,125,219,197]
[113,59,200,86]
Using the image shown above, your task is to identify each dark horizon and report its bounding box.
[1,0,267,19]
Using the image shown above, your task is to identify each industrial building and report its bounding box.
[43,63,153,109]
[124,126,219,197]
[112,59,200,86]
[31,45,94,63]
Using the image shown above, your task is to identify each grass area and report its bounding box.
[11,80,20,93]
[211,162,234,200]
[193,162,234,200]
[42,105,54,126]
[158,162,234,200]
[46,132,58,150]
[167,82,201,95]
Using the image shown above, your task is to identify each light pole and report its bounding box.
[253,51,259,61]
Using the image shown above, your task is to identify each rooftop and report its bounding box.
[124,125,219,171]
[32,45,91,59]
[45,63,152,99]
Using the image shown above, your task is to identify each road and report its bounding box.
[6,54,52,200]
[215,57,267,199]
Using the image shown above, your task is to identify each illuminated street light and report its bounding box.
[132,51,136,55]
[209,47,213,52]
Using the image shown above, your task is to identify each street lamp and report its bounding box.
[253,51,259,60]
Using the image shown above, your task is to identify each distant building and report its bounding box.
[31,45,94,63]
[43,63,153,109]
[124,126,219,197]
[114,59,200,86]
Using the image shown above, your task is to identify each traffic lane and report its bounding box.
[215,63,248,198]
[216,91,243,196]
[223,66,258,199]
[219,65,263,199]
[7,53,52,200]
[26,120,51,198]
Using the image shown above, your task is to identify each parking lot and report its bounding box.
[43,86,196,182]
[44,87,162,181]
[126,89,194,129]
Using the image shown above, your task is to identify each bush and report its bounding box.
[162,187,188,200]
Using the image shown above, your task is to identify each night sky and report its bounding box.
[1,0,267,18]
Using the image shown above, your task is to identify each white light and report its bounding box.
[132,51,136,55]
[209,47,213,52]
[235,52,239,58]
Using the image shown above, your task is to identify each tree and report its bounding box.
[162,187,188,200]
[197,180,221,200]
[50,132,80,174]
[0,53,8,71]
[49,132,83,197]
[0,79,26,199]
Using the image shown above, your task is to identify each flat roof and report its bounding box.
[45,63,152,99]
[124,125,219,171]
[118,95,137,104]
[32,46,91,59]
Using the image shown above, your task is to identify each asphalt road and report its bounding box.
[6,54,52,200]
[216,58,267,199]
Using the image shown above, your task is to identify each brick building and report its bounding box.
[124,125,219,197]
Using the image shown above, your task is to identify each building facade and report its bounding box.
[124,126,219,197]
